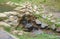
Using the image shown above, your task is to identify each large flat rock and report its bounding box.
[0,30,18,39]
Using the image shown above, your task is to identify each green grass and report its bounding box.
[4,26,11,32]
[0,0,60,39]
[17,34,60,39]
[3,25,60,39]
[4,26,60,39]
[34,14,54,26]
[0,4,15,13]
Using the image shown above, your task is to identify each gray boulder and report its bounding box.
[41,23,48,28]
[25,23,33,28]
[0,30,19,39]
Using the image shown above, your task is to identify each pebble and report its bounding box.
[6,1,11,5]
[51,20,56,23]
[18,31,24,35]
[14,3,19,6]
[34,5,38,10]
[32,29,43,35]
[42,14,47,19]
[25,12,30,15]
[14,7,21,11]
[0,22,11,27]
[49,13,53,17]
[18,32,23,35]
[56,27,60,33]
[35,19,41,24]
[4,19,18,26]
[35,11,40,14]
[12,30,18,34]
[4,11,18,15]
[41,23,48,28]
[51,24,56,30]
[0,13,7,17]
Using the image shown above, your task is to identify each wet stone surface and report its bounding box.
[25,23,33,28]
[0,30,15,39]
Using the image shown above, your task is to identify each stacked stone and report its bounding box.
[14,2,40,15]
[0,2,59,33]
[0,11,19,27]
